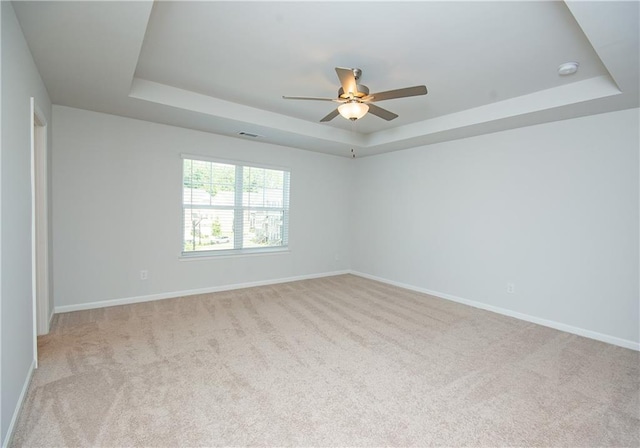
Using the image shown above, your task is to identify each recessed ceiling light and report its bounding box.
[558,62,579,76]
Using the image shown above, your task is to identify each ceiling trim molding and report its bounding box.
[131,74,620,152]
[364,75,620,148]
[129,78,366,147]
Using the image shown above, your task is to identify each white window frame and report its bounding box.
[180,154,290,258]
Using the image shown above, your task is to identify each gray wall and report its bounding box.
[52,106,352,309]
[1,2,52,443]
[351,108,639,346]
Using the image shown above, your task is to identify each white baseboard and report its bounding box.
[52,269,639,351]
[2,359,36,448]
[54,270,351,314]
[350,271,640,352]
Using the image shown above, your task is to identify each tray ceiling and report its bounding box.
[13,1,639,157]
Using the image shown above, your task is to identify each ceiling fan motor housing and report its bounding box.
[338,84,369,99]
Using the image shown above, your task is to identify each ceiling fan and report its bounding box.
[283,67,427,122]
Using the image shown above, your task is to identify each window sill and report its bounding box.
[179,247,290,261]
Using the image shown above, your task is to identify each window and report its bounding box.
[182,156,290,257]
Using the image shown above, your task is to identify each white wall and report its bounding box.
[1,2,52,444]
[351,108,639,347]
[52,106,639,348]
[52,106,351,309]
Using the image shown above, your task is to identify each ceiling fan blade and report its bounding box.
[367,104,398,121]
[320,109,340,122]
[335,67,358,96]
[282,96,335,101]
[367,85,428,102]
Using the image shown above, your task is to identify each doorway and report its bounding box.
[31,98,50,364]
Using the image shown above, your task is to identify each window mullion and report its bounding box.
[233,165,244,249]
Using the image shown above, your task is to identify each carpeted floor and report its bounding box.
[10,274,640,447]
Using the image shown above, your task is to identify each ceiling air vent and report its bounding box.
[238,131,260,138]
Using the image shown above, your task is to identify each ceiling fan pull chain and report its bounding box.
[350,119,357,159]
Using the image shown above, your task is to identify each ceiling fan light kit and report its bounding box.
[283,67,428,122]
[338,101,369,120]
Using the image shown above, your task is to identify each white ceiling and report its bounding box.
[13,1,640,157]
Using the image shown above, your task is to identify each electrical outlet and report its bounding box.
[140,270,148,281]
[506,283,515,294]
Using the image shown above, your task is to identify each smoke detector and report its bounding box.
[558,62,579,76]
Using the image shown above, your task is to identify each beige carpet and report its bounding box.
[10,274,640,447]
